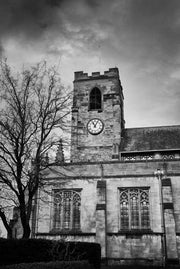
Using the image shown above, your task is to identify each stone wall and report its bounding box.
[71,68,124,162]
[107,234,162,266]
[36,234,96,242]
[36,179,97,234]
[35,159,180,264]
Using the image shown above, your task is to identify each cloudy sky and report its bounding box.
[0,0,180,128]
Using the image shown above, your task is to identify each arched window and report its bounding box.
[89,87,102,110]
[53,189,81,231]
[119,188,150,230]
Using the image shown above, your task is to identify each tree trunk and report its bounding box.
[20,211,31,238]
[7,229,13,239]
[22,223,31,238]
[0,209,13,239]
[19,201,31,239]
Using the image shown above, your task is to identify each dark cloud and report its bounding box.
[0,0,66,41]
[1,0,180,56]
[0,0,100,41]
[0,0,103,56]
[86,0,100,8]
[1,0,179,127]
[1,0,180,81]
[0,42,4,57]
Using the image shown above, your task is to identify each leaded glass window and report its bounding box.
[53,190,81,231]
[89,87,102,110]
[119,188,150,230]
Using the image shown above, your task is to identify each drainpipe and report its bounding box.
[154,168,167,267]
[100,163,107,263]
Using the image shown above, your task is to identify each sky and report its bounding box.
[0,0,180,128]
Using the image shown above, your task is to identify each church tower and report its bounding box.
[70,68,125,162]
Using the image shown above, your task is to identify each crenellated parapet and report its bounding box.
[74,68,120,81]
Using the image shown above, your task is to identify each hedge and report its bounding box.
[51,241,101,269]
[0,261,93,269]
[0,239,101,269]
[0,238,52,265]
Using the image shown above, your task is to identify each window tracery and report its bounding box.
[119,188,150,230]
[53,190,81,231]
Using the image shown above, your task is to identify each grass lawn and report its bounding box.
[101,264,180,269]
[101,266,160,269]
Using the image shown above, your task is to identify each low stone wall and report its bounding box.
[36,233,96,243]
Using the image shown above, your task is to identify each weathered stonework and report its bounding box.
[96,180,106,258]
[34,160,180,265]
[71,68,124,162]
[107,234,162,266]
[33,68,180,266]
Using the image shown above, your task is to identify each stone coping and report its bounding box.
[36,232,96,236]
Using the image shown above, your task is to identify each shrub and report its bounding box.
[51,241,101,269]
[0,238,53,265]
[0,239,101,269]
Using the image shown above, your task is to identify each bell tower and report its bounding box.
[70,68,125,162]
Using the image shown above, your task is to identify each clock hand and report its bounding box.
[93,120,98,127]
[92,120,97,128]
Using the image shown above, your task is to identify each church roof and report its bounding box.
[120,125,180,152]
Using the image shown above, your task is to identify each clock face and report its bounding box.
[87,118,104,135]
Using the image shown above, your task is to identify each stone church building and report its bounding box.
[33,68,180,266]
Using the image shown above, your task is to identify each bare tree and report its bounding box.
[0,60,72,238]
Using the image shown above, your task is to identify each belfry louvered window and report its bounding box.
[119,188,150,230]
[53,190,81,231]
[89,87,102,110]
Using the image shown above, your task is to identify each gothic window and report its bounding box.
[89,87,102,110]
[53,189,81,231]
[119,188,150,230]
